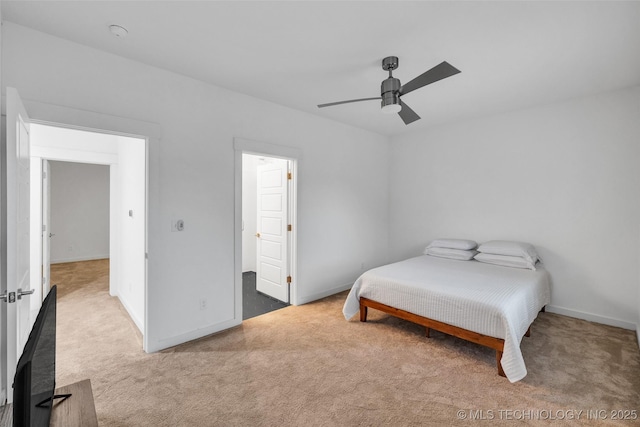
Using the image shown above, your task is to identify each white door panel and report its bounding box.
[260,240,281,260]
[261,169,282,187]
[261,194,282,211]
[260,262,281,284]
[255,159,289,303]
[261,217,282,236]
[4,88,34,403]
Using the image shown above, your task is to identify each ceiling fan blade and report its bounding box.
[398,99,420,125]
[400,61,461,96]
[317,97,381,108]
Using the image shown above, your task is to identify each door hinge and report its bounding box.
[287,224,292,232]
[42,224,46,232]
[43,171,47,179]
[286,276,292,284]
[287,172,292,180]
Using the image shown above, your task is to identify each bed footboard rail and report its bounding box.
[359,297,507,377]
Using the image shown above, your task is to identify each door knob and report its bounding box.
[255,233,261,238]
[49,233,55,238]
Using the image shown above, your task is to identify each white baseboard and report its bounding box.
[145,317,242,353]
[115,294,144,334]
[295,283,352,306]
[545,304,636,330]
[51,254,109,264]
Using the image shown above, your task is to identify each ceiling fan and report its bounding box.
[317,56,461,125]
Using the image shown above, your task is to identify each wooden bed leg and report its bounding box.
[359,301,368,322]
[496,351,506,377]
[425,327,431,338]
[525,327,531,337]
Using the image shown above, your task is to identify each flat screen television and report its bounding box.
[13,285,62,427]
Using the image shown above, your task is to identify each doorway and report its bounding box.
[242,153,294,319]
[29,160,110,318]
[29,123,147,337]
[233,138,302,323]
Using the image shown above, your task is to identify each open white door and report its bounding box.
[255,159,289,303]
[42,160,51,298]
[3,88,35,403]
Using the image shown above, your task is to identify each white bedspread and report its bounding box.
[343,255,551,382]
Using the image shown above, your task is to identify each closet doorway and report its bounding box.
[241,152,297,320]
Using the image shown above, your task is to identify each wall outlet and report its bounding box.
[199,298,207,311]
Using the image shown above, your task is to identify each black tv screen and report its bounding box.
[13,285,57,427]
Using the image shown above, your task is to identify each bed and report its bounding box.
[342,255,551,382]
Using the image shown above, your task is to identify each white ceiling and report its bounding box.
[3,1,640,137]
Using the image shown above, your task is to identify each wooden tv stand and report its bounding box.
[50,379,98,427]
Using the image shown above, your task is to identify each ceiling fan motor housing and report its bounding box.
[381,77,401,107]
[381,56,401,108]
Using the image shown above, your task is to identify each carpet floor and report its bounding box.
[52,259,640,426]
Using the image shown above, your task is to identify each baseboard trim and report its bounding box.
[636,324,640,350]
[295,283,352,306]
[115,294,144,334]
[145,317,242,353]
[545,304,636,330]
[51,255,109,264]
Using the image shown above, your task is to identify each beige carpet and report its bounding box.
[52,260,640,426]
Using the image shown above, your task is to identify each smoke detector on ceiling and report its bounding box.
[108,24,128,38]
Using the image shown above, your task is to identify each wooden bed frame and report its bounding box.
[359,297,541,377]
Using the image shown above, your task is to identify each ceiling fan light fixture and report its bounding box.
[381,92,401,114]
[382,103,402,114]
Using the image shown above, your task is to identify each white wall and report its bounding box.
[241,154,258,272]
[2,23,390,351]
[389,87,640,329]
[49,161,110,263]
[113,136,146,330]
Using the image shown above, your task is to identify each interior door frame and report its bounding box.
[9,97,161,354]
[30,126,147,330]
[233,138,300,319]
[28,157,49,313]
[41,160,51,300]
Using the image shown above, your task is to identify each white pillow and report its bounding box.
[426,238,478,251]
[477,240,539,263]
[425,247,478,261]
[474,253,537,270]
